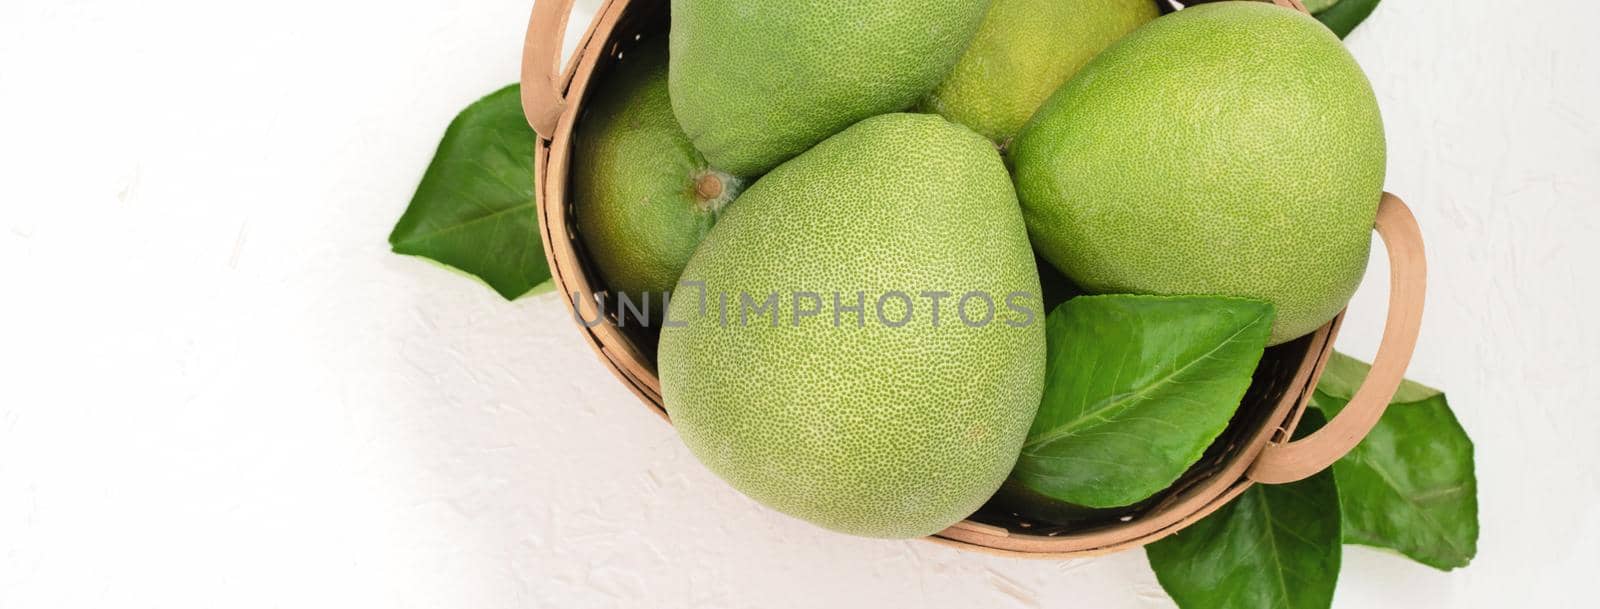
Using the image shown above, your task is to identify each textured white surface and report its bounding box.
[2,1,1597,607]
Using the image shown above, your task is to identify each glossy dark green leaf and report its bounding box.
[1315,350,1440,404]
[1147,467,1341,609]
[1311,352,1479,570]
[987,478,1122,525]
[389,84,551,299]
[1314,0,1382,39]
[1011,295,1274,508]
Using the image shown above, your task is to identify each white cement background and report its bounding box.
[2,1,1597,607]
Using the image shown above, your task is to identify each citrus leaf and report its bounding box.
[1310,353,1479,570]
[389,84,550,300]
[1010,295,1274,508]
[1147,465,1341,609]
[1314,0,1381,39]
[1316,351,1440,404]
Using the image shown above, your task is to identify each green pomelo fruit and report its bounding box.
[921,0,1158,145]
[573,37,742,312]
[658,114,1046,539]
[1010,2,1385,345]
[668,0,990,177]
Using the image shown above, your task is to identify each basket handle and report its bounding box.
[521,0,579,139]
[1248,193,1427,484]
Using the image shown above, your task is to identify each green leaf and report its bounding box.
[1314,0,1382,39]
[1147,466,1341,609]
[389,84,551,300]
[1010,295,1275,508]
[1302,0,1339,12]
[1315,351,1440,403]
[1311,353,1479,570]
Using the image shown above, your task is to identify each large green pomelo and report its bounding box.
[1010,2,1385,345]
[921,0,1158,145]
[658,113,1046,539]
[668,0,990,177]
[573,37,742,312]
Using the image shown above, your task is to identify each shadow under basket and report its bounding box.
[518,0,1426,558]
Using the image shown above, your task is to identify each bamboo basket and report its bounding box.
[520,0,1426,558]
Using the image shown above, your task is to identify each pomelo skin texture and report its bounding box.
[573,37,741,309]
[921,0,1158,146]
[658,114,1046,539]
[1010,2,1385,345]
[668,0,990,177]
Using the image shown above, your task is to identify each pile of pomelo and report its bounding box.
[574,0,1383,539]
